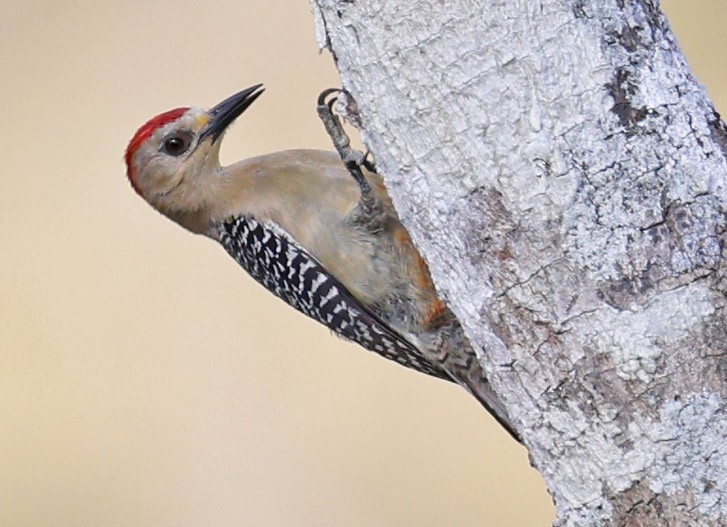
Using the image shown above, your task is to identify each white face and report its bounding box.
[128,107,221,208]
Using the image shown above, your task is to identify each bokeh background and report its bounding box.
[1,2,724,526]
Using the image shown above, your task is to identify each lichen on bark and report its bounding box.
[311,0,727,524]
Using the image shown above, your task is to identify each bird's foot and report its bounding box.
[317,88,379,216]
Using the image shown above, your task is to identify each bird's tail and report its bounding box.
[418,319,522,443]
[464,374,521,443]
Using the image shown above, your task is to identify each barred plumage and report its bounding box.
[217,215,449,379]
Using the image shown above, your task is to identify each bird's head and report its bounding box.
[124,84,264,210]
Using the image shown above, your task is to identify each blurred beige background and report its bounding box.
[1,1,724,526]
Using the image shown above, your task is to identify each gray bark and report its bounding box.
[310,0,727,526]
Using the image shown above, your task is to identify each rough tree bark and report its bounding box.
[310,1,726,526]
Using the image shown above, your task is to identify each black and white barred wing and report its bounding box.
[216,216,449,380]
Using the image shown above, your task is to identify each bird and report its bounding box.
[124,85,519,441]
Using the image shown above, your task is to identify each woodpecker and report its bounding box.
[125,85,519,441]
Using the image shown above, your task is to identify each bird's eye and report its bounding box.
[161,132,193,157]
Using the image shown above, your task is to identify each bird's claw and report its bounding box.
[317,88,380,217]
[317,88,342,112]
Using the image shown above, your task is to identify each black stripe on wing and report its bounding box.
[216,216,449,380]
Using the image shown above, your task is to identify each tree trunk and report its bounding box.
[310,0,727,525]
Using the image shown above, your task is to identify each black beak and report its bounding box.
[200,84,265,143]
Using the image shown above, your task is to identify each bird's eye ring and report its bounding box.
[161,132,193,157]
